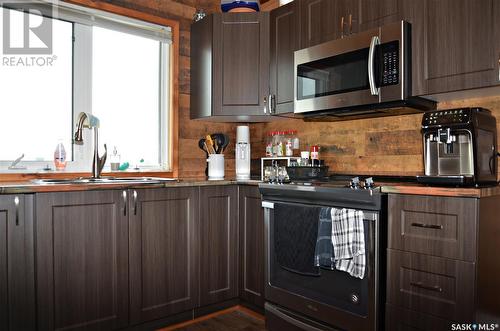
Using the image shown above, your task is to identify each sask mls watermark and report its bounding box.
[2,2,57,66]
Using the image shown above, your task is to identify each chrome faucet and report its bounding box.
[74,112,107,178]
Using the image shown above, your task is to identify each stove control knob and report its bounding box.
[350,293,360,304]
[350,177,360,189]
[365,177,374,189]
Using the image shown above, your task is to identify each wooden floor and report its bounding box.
[159,306,267,331]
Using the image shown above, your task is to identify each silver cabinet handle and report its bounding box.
[133,190,138,215]
[498,55,500,81]
[270,94,276,114]
[410,281,443,293]
[263,95,268,114]
[368,35,380,96]
[349,14,353,35]
[14,196,19,226]
[340,16,345,38]
[411,222,443,230]
[122,190,127,216]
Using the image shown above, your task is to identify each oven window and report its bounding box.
[297,48,370,100]
[269,210,373,317]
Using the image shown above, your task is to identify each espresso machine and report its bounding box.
[417,108,498,186]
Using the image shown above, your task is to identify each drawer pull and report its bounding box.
[410,281,443,293]
[411,222,443,230]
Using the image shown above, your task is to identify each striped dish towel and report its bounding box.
[331,208,366,279]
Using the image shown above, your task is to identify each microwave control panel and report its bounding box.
[379,41,399,87]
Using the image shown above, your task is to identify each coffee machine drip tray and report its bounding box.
[416,175,470,186]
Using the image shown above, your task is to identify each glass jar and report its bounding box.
[265,131,274,157]
[276,131,285,156]
[285,130,294,156]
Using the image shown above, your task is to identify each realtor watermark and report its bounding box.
[451,323,500,331]
[2,2,57,66]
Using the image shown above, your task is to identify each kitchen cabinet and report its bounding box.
[238,185,265,308]
[199,185,239,306]
[358,0,400,31]
[386,194,500,328]
[405,0,500,95]
[270,1,300,115]
[0,195,36,331]
[299,0,358,48]
[191,13,270,121]
[129,187,199,324]
[36,190,129,331]
[425,0,500,94]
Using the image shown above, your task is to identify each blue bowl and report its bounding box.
[221,1,260,12]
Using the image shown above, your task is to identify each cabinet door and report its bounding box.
[238,186,264,308]
[422,0,500,94]
[36,190,129,331]
[199,185,238,306]
[358,0,399,32]
[213,13,270,117]
[300,0,354,48]
[388,194,478,262]
[129,187,199,324]
[270,1,299,115]
[0,195,35,331]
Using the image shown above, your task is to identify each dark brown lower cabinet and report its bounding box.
[36,190,129,331]
[238,185,265,308]
[129,187,199,324]
[199,185,239,306]
[386,303,451,331]
[387,193,500,327]
[0,195,36,331]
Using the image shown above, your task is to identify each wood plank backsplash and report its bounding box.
[250,95,500,177]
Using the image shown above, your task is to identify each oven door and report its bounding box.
[294,21,408,115]
[262,201,380,331]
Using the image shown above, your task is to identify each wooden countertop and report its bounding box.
[0,178,260,194]
[0,177,498,198]
[380,183,500,198]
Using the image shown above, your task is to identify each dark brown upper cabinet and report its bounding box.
[270,1,300,115]
[423,0,500,94]
[129,187,199,324]
[0,195,36,331]
[199,185,239,306]
[36,190,129,331]
[191,13,271,121]
[238,185,265,308]
[358,0,400,31]
[399,0,500,96]
[299,0,358,48]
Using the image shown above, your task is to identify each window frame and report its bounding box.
[0,1,179,180]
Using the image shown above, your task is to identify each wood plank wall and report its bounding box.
[250,96,500,177]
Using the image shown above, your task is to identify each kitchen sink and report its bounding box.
[32,177,178,185]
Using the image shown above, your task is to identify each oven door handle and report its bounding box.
[368,35,380,96]
[265,303,326,331]
[262,201,274,209]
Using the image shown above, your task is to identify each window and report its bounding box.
[0,3,172,172]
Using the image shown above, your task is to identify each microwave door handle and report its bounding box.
[368,35,380,96]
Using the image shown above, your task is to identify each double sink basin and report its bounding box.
[32,177,178,185]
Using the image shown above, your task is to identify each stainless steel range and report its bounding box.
[259,177,386,331]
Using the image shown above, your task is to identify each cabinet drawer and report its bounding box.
[387,249,475,321]
[388,194,478,261]
[386,304,451,331]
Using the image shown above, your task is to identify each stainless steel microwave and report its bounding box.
[294,21,434,118]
